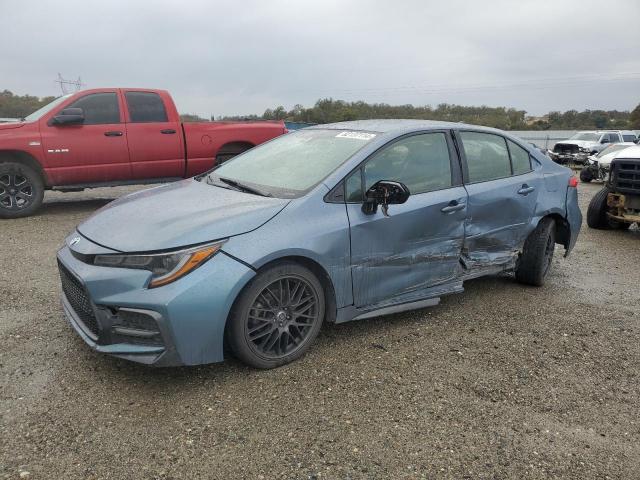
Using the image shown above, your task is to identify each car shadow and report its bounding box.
[37,198,115,217]
[79,274,519,390]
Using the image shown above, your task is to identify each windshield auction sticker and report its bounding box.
[336,131,376,140]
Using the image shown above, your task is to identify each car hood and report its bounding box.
[556,140,596,148]
[0,122,25,131]
[77,179,290,252]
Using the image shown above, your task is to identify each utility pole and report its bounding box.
[55,73,84,95]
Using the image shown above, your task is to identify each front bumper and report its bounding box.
[607,193,640,224]
[549,151,589,164]
[57,242,255,366]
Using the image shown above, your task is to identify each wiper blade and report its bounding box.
[218,177,273,197]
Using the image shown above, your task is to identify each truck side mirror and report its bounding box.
[600,137,609,144]
[362,180,410,216]
[51,108,85,125]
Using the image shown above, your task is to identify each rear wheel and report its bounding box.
[226,262,325,368]
[515,218,555,287]
[0,162,44,219]
[215,142,253,165]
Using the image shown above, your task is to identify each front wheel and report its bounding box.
[585,187,628,229]
[515,218,556,287]
[226,262,325,368]
[0,162,45,219]
[579,167,593,183]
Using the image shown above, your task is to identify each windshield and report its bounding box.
[597,144,631,158]
[206,129,377,198]
[23,94,72,122]
[570,132,599,142]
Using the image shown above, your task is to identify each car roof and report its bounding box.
[615,145,640,159]
[312,119,505,135]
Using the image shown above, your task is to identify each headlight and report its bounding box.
[94,241,225,288]
[579,147,589,153]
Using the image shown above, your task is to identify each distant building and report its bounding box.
[525,115,549,126]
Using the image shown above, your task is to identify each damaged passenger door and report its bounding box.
[455,131,540,269]
[345,132,467,308]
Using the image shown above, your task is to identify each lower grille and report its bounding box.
[58,260,99,336]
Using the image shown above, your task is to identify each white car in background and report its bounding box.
[579,142,636,182]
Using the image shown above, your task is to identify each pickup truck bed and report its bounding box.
[0,88,286,218]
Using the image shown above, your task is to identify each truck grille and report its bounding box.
[611,159,640,195]
[553,143,579,154]
[58,260,99,336]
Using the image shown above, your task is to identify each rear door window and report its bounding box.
[459,131,511,183]
[622,134,636,142]
[507,140,532,175]
[65,92,120,125]
[125,92,168,123]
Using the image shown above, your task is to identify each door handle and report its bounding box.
[518,184,535,195]
[441,201,465,213]
[160,129,176,134]
[104,131,123,137]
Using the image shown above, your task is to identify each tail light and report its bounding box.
[568,176,578,188]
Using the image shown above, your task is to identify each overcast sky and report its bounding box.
[1,0,639,117]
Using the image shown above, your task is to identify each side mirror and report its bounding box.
[600,138,609,144]
[362,180,410,216]
[51,107,84,125]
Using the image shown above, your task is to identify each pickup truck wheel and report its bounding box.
[579,167,593,183]
[587,187,613,229]
[215,142,253,165]
[226,262,325,369]
[215,153,236,165]
[0,162,44,219]
[515,217,555,287]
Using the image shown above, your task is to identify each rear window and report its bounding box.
[507,140,532,175]
[623,134,637,142]
[125,92,168,123]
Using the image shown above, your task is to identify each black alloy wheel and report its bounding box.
[0,172,34,211]
[246,276,320,358]
[226,262,325,368]
[0,162,44,218]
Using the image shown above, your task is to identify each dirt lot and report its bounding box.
[1,182,639,479]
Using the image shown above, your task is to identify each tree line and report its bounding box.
[2,89,638,130]
[224,98,639,130]
[0,90,57,119]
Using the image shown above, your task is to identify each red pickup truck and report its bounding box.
[0,88,287,218]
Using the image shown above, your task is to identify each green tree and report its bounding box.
[0,90,57,118]
[630,103,640,129]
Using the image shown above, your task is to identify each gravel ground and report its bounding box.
[1,183,639,479]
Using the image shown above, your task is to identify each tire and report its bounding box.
[0,162,44,219]
[215,143,253,165]
[215,153,236,165]
[226,262,325,369]
[515,218,556,287]
[586,187,624,230]
[579,167,593,183]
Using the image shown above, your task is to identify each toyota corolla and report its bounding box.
[57,120,582,368]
